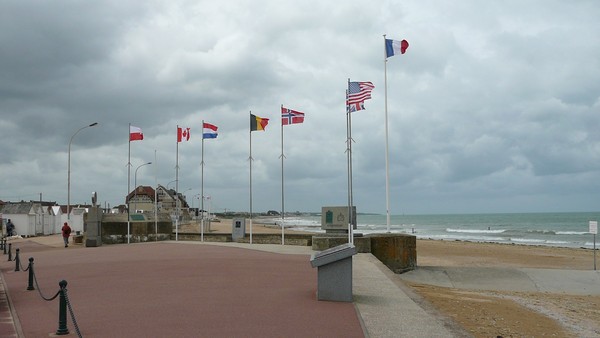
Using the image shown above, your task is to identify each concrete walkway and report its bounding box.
[0,235,465,337]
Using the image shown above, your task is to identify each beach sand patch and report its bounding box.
[408,284,576,338]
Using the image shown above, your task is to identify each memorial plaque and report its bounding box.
[321,206,356,231]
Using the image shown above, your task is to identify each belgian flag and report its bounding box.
[250,114,269,131]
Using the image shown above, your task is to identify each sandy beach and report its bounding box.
[408,239,600,337]
[193,219,600,337]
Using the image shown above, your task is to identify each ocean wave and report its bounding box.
[527,230,556,235]
[556,231,589,235]
[545,240,571,245]
[510,238,546,244]
[446,228,506,234]
[359,229,407,235]
[424,234,506,242]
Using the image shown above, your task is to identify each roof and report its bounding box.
[126,186,156,203]
[0,202,34,214]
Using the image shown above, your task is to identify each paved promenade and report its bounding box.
[0,235,466,337]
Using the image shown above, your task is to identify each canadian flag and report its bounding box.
[177,127,190,142]
[129,125,143,141]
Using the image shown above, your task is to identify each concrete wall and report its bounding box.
[369,234,416,273]
[96,213,172,244]
[312,233,417,273]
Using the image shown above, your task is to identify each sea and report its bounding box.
[263,212,600,249]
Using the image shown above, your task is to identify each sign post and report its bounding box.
[590,221,597,271]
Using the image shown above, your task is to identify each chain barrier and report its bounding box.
[19,255,28,271]
[9,246,84,336]
[14,248,26,271]
[64,286,83,338]
[32,269,61,301]
[8,246,82,338]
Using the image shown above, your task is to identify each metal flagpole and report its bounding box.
[175,125,179,241]
[349,101,354,245]
[154,149,158,241]
[346,81,354,245]
[201,120,205,242]
[249,111,253,244]
[127,123,131,244]
[280,105,285,245]
[383,34,391,233]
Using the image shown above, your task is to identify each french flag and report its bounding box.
[203,122,218,139]
[385,39,409,58]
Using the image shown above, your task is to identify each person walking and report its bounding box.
[6,219,15,236]
[61,222,72,247]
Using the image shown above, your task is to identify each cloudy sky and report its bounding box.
[1,1,599,215]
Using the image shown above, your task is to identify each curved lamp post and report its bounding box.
[68,122,98,220]
[133,162,152,213]
[167,180,177,190]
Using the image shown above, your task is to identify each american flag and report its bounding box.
[281,107,305,125]
[346,81,375,112]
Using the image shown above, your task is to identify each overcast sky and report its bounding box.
[1,1,599,215]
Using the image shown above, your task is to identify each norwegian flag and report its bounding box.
[281,107,305,126]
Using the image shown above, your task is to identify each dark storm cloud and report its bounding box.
[1,0,600,214]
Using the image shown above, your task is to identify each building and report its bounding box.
[126,184,190,219]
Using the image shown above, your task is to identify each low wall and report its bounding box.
[93,214,172,244]
[174,233,312,246]
[311,234,371,253]
[312,233,416,273]
[175,231,416,274]
[369,234,416,273]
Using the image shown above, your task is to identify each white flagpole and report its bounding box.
[280,105,285,245]
[176,125,179,241]
[201,120,205,242]
[154,149,158,241]
[127,123,131,244]
[346,82,354,245]
[249,111,253,244]
[383,34,391,233]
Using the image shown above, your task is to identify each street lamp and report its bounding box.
[68,122,98,220]
[167,180,177,190]
[133,162,152,213]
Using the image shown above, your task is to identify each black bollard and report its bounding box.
[56,280,69,335]
[0,237,4,251]
[14,248,20,271]
[2,238,6,254]
[8,243,12,261]
[27,257,35,290]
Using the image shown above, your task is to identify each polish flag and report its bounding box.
[129,125,143,141]
[177,127,191,142]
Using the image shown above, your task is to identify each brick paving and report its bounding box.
[0,237,364,337]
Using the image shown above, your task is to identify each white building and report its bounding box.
[0,201,85,237]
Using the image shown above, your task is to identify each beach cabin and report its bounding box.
[68,207,87,235]
[0,201,51,237]
[48,205,63,234]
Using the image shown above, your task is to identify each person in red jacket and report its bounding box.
[61,222,72,248]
